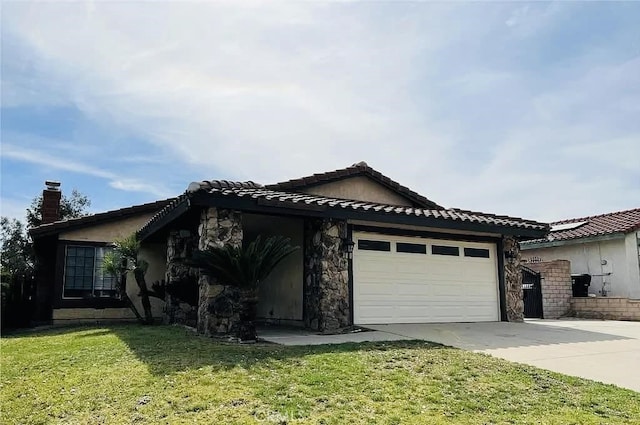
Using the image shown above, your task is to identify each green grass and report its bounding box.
[2,325,639,424]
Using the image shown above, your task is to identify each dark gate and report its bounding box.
[522,265,543,318]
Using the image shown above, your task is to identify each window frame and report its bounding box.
[55,241,126,309]
[62,245,118,299]
[396,242,427,254]
[357,239,392,252]
[463,247,491,258]
[431,244,460,256]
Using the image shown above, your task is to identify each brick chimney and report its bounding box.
[42,181,62,224]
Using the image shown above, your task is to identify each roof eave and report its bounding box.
[266,165,442,209]
[521,232,627,250]
[29,200,172,239]
[190,192,547,239]
[137,197,191,241]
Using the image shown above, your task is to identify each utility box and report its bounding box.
[571,274,591,297]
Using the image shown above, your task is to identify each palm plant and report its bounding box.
[190,235,298,341]
[103,234,154,324]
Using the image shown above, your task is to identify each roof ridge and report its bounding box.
[551,207,640,225]
[187,180,263,193]
[265,162,442,209]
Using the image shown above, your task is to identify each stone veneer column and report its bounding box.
[196,207,243,336]
[304,219,350,332]
[164,230,198,326]
[503,236,524,322]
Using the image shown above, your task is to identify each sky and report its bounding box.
[1,1,639,224]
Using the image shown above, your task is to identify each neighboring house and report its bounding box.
[30,162,548,331]
[521,208,640,299]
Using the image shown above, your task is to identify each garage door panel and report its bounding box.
[353,232,500,324]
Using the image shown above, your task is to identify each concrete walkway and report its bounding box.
[368,319,640,392]
[259,320,640,392]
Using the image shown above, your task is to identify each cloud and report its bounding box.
[1,143,172,198]
[2,2,639,222]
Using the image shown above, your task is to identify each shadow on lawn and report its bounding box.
[108,324,444,376]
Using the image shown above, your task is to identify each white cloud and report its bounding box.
[2,2,638,222]
[1,144,172,198]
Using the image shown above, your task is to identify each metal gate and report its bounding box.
[522,265,543,318]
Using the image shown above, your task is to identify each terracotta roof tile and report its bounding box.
[199,186,547,231]
[523,207,640,245]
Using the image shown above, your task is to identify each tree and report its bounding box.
[103,234,155,324]
[1,218,33,328]
[0,217,32,280]
[26,189,91,228]
[1,189,91,328]
[190,235,298,341]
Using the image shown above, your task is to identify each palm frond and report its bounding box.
[189,235,298,289]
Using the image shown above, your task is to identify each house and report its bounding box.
[521,208,640,299]
[30,162,548,333]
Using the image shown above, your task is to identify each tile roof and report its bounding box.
[522,207,640,245]
[265,161,442,209]
[30,199,173,238]
[138,169,548,240]
[137,181,263,237]
[197,186,547,231]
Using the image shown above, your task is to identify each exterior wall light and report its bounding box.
[342,239,355,259]
[504,249,517,260]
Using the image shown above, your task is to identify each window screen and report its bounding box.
[431,245,460,256]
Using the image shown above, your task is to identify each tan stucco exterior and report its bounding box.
[302,176,412,206]
[243,213,304,322]
[59,213,157,242]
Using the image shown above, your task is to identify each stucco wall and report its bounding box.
[624,231,640,299]
[59,212,156,242]
[243,213,304,322]
[302,176,412,206]
[523,238,639,298]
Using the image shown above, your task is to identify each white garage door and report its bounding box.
[353,232,500,324]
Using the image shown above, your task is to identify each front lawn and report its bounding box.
[2,325,638,424]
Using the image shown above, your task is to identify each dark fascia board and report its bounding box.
[190,192,547,239]
[266,166,442,209]
[30,200,173,239]
[136,198,191,241]
[521,232,627,250]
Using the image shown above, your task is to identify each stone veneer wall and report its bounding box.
[304,219,350,332]
[503,236,524,322]
[570,298,640,321]
[526,260,572,319]
[164,230,199,326]
[196,208,243,336]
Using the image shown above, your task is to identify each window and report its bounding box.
[464,247,490,258]
[358,240,391,252]
[396,242,427,254]
[64,246,117,298]
[432,245,459,256]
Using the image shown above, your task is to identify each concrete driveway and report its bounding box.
[368,319,640,392]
